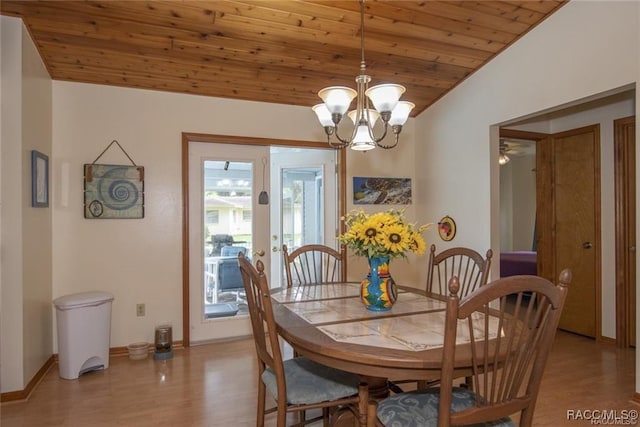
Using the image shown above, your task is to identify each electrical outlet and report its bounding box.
[136,303,145,317]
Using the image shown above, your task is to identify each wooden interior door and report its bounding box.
[614,116,636,348]
[553,125,601,338]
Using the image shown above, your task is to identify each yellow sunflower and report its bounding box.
[380,223,411,254]
[409,231,427,255]
[360,218,385,246]
[338,208,432,259]
[371,211,396,227]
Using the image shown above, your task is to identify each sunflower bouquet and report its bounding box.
[338,209,431,259]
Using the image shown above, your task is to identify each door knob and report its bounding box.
[630,246,636,252]
[582,242,593,249]
[272,246,280,252]
[253,249,265,257]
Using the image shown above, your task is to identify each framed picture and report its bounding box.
[353,177,412,205]
[438,215,457,241]
[31,150,49,208]
[84,163,145,219]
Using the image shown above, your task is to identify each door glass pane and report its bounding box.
[270,147,337,288]
[203,160,252,317]
[281,167,324,251]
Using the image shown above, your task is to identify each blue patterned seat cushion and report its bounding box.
[261,357,360,405]
[377,387,515,427]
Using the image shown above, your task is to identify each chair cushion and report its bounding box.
[261,357,360,405]
[377,387,515,427]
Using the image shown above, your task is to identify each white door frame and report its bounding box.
[188,142,269,343]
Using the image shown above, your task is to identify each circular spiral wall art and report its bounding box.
[84,164,145,219]
[100,167,140,210]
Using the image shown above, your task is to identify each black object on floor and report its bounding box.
[205,303,239,319]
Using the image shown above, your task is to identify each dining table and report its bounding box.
[270,282,500,426]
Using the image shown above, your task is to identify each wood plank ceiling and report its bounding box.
[1,1,566,116]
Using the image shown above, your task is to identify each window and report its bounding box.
[243,210,252,222]
[207,210,219,224]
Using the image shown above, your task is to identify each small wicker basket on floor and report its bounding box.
[127,342,149,360]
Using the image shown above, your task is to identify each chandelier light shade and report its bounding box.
[312,0,414,150]
[348,109,380,126]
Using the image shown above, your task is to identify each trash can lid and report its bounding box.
[53,291,114,310]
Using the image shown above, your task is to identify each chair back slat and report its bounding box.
[438,270,571,427]
[426,244,493,297]
[283,244,344,287]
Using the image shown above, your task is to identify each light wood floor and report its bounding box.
[1,331,636,426]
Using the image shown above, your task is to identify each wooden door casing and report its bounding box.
[536,136,554,283]
[614,116,636,348]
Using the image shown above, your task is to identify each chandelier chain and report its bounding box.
[312,0,413,150]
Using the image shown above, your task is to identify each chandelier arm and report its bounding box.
[375,134,400,150]
[369,121,389,143]
[332,122,358,146]
[328,139,350,150]
[323,129,332,146]
[322,123,350,149]
[375,124,403,149]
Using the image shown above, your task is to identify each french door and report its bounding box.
[270,147,338,287]
[186,139,338,344]
[188,142,269,343]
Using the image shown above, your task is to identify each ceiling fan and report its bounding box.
[499,138,535,165]
[499,140,512,166]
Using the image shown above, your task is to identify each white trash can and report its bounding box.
[53,291,114,380]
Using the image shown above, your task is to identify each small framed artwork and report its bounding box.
[84,164,145,219]
[353,177,412,205]
[31,150,49,208]
[438,215,457,241]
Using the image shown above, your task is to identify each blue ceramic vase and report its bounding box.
[360,255,398,311]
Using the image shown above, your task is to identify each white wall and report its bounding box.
[509,156,536,251]
[52,81,415,350]
[343,120,421,286]
[414,0,639,392]
[500,154,536,252]
[415,0,638,301]
[52,83,311,350]
[1,16,53,393]
[507,96,635,339]
[21,17,53,391]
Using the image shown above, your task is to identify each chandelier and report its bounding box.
[312,0,414,151]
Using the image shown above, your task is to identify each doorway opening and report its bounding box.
[497,87,636,343]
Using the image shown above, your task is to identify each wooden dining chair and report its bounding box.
[368,269,571,427]
[426,244,493,298]
[283,244,345,288]
[387,244,494,393]
[238,252,367,427]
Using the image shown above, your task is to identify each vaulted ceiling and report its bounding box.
[1,1,566,116]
